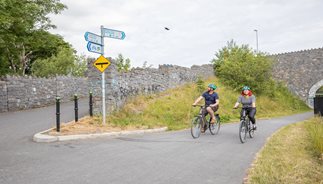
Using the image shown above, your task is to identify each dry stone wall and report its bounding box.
[88,59,214,114]
[0,81,7,112]
[271,48,323,107]
[3,47,320,113]
[0,76,88,112]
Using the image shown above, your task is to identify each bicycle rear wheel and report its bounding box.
[209,115,220,135]
[191,117,201,139]
[239,120,247,143]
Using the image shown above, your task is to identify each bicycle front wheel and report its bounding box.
[239,120,247,143]
[191,117,201,139]
[248,119,255,138]
[209,115,220,135]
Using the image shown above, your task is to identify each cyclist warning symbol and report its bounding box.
[93,55,110,73]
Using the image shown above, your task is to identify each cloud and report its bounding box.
[49,0,323,67]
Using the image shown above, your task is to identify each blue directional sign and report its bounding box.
[87,42,103,54]
[84,32,102,45]
[102,28,126,40]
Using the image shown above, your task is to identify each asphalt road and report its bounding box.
[0,103,313,184]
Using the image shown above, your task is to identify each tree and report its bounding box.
[211,40,273,94]
[195,77,205,93]
[142,61,153,68]
[71,54,88,77]
[0,0,67,75]
[116,54,131,72]
[32,47,76,77]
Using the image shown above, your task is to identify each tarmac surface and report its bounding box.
[0,101,313,184]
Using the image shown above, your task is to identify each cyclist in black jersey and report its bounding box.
[193,84,220,131]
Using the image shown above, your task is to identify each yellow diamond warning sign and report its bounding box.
[93,55,111,73]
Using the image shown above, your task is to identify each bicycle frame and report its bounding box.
[239,107,254,143]
[198,106,209,128]
[242,107,253,131]
[191,105,221,138]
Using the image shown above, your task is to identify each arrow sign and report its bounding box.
[87,42,103,54]
[102,28,126,40]
[84,32,102,45]
[93,55,111,73]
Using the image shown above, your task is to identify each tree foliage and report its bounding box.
[116,54,131,72]
[0,0,68,76]
[32,47,75,77]
[71,54,88,77]
[211,40,273,94]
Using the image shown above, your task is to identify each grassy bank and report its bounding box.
[246,118,323,184]
[304,117,323,159]
[104,76,309,130]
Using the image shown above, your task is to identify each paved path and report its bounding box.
[0,103,313,184]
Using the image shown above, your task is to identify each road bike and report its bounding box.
[237,107,255,143]
[191,105,220,139]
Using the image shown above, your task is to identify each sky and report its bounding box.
[49,0,323,68]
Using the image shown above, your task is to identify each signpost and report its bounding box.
[87,42,103,54]
[93,55,111,73]
[102,28,126,40]
[84,26,125,125]
[84,32,102,45]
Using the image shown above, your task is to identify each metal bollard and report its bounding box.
[56,97,60,132]
[89,91,93,117]
[74,94,78,122]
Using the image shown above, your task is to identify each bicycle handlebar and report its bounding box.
[233,106,253,109]
[192,104,204,108]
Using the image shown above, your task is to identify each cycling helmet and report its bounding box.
[242,86,251,91]
[208,84,217,90]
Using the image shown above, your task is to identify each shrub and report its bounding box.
[195,77,205,93]
[211,40,273,94]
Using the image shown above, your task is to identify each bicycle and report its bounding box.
[237,107,255,143]
[191,105,221,139]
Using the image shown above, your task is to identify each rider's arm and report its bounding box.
[233,102,240,109]
[210,99,219,107]
[234,96,241,108]
[251,95,256,108]
[192,96,203,105]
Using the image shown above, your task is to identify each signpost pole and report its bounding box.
[100,25,106,125]
[85,26,125,125]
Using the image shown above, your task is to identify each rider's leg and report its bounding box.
[206,106,216,123]
[240,109,244,120]
[248,108,257,129]
[201,108,208,132]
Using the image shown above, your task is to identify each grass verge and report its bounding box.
[106,76,309,130]
[304,117,323,159]
[246,118,323,184]
[48,76,310,135]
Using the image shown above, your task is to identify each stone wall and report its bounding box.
[0,81,7,112]
[0,76,88,112]
[88,59,214,114]
[271,48,323,107]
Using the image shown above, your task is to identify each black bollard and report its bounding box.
[89,91,93,117]
[56,97,60,132]
[74,94,78,122]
